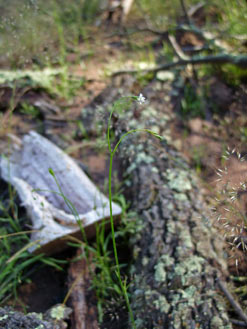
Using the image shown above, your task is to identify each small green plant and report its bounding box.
[107,94,163,328]
[181,84,205,119]
[0,185,64,305]
[20,102,40,118]
[45,169,132,323]
[56,94,163,326]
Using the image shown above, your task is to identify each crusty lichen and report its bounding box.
[173,192,188,202]
[153,295,170,313]
[154,254,174,283]
[165,169,192,192]
[50,305,66,320]
[154,261,167,282]
[0,315,8,321]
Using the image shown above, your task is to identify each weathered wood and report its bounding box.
[0,131,121,254]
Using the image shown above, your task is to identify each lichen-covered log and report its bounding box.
[116,94,232,328]
[80,78,232,328]
[121,139,231,329]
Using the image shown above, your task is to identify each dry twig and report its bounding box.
[112,53,247,76]
[217,278,247,325]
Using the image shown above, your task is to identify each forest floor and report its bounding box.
[0,5,247,328]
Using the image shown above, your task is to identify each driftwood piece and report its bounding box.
[0,131,121,254]
[68,248,99,329]
[80,79,233,328]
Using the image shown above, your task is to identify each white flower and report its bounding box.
[137,93,146,105]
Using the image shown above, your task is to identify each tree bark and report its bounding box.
[120,138,232,328]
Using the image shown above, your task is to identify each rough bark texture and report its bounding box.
[122,140,231,329]
[0,304,72,329]
[81,78,232,329]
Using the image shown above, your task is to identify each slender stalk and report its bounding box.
[107,98,162,328]
[108,151,136,328]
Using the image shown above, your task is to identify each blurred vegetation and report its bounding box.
[0,0,101,68]
[1,0,246,68]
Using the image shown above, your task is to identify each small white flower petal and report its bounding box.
[137,93,146,104]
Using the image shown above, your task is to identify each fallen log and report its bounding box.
[80,78,234,328]
[115,93,232,328]
[121,138,232,328]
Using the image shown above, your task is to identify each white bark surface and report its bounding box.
[0,131,121,254]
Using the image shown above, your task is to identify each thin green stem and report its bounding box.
[107,97,162,328]
[112,128,160,156]
[108,152,136,328]
[108,153,120,270]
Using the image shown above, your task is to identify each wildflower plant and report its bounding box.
[107,94,162,328]
[211,148,247,267]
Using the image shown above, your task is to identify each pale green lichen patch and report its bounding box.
[50,305,66,320]
[210,315,232,329]
[127,151,154,173]
[142,106,158,119]
[173,192,188,202]
[167,202,174,211]
[165,169,192,192]
[148,125,160,134]
[155,262,167,282]
[28,312,43,321]
[181,286,197,305]
[167,220,176,234]
[181,255,204,274]
[145,289,154,298]
[136,152,154,164]
[179,227,194,250]
[0,315,8,321]
[128,118,145,130]
[168,255,205,287]
[142,256,149,266]
[153,295,170,313]
[151,166,159,173]
[155,254,174,283]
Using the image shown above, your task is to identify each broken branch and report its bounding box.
[112,53,247,76]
